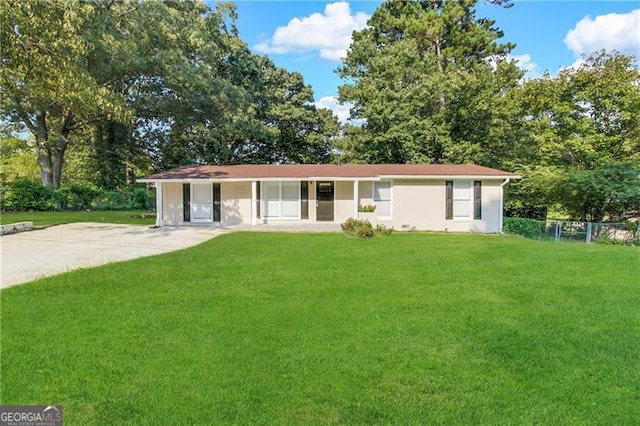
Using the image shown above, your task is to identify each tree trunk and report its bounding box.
[34,112,72,189]
[37,150,54,188]
[51,145,66,189]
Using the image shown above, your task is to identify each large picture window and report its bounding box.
[262,182,300,219]
[373,181,392,218]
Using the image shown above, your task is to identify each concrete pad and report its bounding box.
[0,223,222,289]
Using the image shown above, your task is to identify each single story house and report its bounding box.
[138,164,519,233]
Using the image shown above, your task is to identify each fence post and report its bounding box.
[586,222,592,243]
[554,222,561,242]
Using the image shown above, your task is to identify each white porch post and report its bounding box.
[251,181,258,225]
[155,182,164,227]
[353,180,359,218]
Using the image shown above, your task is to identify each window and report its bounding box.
[374,181,392,218]
[262,182,300,219]
[446,180,482,220]
[453,181,471,218]
[281,182,298,218]
[263,182,280,217]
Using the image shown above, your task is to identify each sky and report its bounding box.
[225,1,640,122]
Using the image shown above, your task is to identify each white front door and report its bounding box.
[191,183,213,222]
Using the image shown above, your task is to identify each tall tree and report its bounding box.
[153,54,339,168]
[1,0,129,188]
[338,0,518,164]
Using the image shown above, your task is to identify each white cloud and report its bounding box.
[509,53,539,79]
[559,58,587,74]
[564,10,640,57]
[254,2,369,61]
[315,96,352,123]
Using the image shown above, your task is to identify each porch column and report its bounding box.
[353,180,359,218]
[251,181,258,225]
[155,182,164,227]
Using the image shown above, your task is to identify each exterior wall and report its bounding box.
[158,178,505,233]
[335,181,354,223]
[389,179,503,232]
[221,182,252,225]
[162,182,184,225]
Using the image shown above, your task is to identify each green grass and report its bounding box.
[2,233,639,424]
[0,210,155,226]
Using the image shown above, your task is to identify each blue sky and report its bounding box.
[226,1,640,121]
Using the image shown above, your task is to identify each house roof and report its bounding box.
[138,164,519,182]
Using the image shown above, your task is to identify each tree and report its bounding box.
[1,0,129,188]
[507,51,640,220]
[152,54,339,168]
[338,0,519,164]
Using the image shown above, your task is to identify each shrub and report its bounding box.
[57,183,102,210]
[503,217,543,239]
[132,187,152,210]
[376,224,394,236]
[358,204,376,213]
[341,218,393,238]
[93,186,154,210]
[5,178,56,211]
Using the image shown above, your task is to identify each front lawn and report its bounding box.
[0,210,156,226]
[1,233,638,424]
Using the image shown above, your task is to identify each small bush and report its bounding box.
[358,204,376,213]
[5,178,56,211]
[503,217,544,239]
[341,218,393,238]
[376,224,394,236]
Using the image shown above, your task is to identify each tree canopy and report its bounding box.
[338,0,520,164]
[1,0,338,189]
[506,51,640,221]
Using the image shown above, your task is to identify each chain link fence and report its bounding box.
[503,218,639,246]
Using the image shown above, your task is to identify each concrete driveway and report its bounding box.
[1,223,222,289]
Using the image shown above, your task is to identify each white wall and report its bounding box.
[221,182,251,225]
[389,179,503,232]
[335,181,354,223]
[162,182,183,226]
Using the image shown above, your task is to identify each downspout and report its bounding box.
[499,178,511,233]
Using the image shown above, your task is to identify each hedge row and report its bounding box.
[1,179,154,211]
[502,217,544,239]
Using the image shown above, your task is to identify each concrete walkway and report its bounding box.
[1,223,222,289]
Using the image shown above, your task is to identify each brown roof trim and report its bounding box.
[139,164,520,181]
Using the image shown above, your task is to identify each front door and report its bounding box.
[316,181,334,221]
